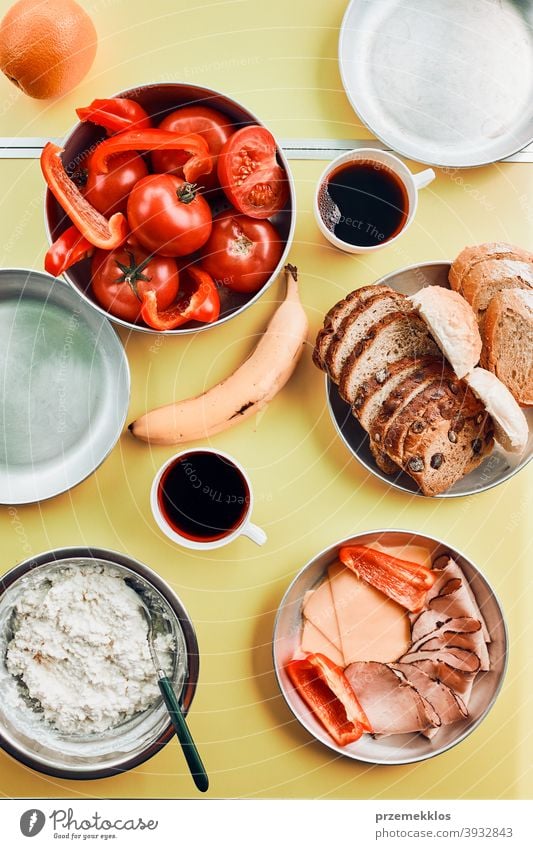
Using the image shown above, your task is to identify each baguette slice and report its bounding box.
[482,289,533,407]
[339,312,439,405]
[449,243,533,295]
[327,289,410,382]
[466,367,529,451]
[410,286,482,379]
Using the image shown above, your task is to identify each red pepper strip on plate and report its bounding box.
[45,225,94,277]
[76,98,152,134]
[140,266,220,330]
[41,143,128,250]
[90,130,213,182]
[287,653,372,747]
[339,545,435,614]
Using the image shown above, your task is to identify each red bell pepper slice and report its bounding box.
[45,225,94,277]
[90,130,212,182]
[287,653,372,747]
[41,143,128,251]
[76,98,152,134]
[339,545,435,613]
[140,265,220,330]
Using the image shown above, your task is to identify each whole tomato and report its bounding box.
[199,211,283,293]
[83,151,148,216]
[127,174,212,257]
[152,106,233,192]
[91,246,179,323]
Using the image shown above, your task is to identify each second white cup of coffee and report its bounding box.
[151,447,267,550]
[314,147,435,254]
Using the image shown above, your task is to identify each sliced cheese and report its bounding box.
[302,579,342,651]
[300,619,345,667]
[328,561,410,664]
[368,540,433,571]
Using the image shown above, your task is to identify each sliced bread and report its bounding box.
[482,288,533,406]
[462,258,533,325]
[400,412,494,497]
[449,243,533,295]
[367,359,450,450]
[313,285,385,369]
[355,356,439,431]
[339,312,440,405]
[383,372,462,465]
[326,289,411,382]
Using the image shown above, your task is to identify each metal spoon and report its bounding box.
[134,591,209,792]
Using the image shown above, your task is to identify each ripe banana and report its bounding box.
[129,264,308,445]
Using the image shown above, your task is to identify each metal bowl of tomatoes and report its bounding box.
[44,82,296,335]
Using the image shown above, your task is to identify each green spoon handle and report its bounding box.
[158,677,209,793]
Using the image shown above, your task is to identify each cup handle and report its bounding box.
[413,168,436,190]
[242,521,267,546]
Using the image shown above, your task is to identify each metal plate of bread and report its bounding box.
[326,262,533,498]
[273,530,507,764]
[339,0,533,167]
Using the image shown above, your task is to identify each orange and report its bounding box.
[0,0,97,99]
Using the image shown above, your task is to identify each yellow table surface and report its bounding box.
[0,0,531,801]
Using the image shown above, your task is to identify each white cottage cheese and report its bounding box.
[6,566,173,734]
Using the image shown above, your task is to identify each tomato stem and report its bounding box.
[114,250,153,299]
[176,182,199,204]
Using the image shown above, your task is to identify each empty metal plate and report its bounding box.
[0,269,130,504]
[326,262,533,498]
[339,0,533,167]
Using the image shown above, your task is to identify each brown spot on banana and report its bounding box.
[129,265,309,445]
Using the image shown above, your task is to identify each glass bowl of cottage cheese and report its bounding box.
[0,547,199,779]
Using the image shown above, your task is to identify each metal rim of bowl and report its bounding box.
[0,268,131,506]
[272,528,509,765]
[326,259,533,499]
[43,81,297,336]
[0,546,199,780]
[337,0,533,169]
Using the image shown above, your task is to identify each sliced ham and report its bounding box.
[409,616,490,672]
[400,646,480,674]
[410,659,476,700]
[411,616,481,652]
[345,661,440,735]
[421,556,490,643]
[389,663,468,726]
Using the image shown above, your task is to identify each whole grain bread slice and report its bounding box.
[313,285,387,370]
[338,312,440,405]
[449,243,533,295]
[326,289,411,382]
[383,372,463,465]
[355,356,439,431]
[482,288,533,405]
[366,358,449,450]
[401,412,494,496]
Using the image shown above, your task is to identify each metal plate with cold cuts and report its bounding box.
[0,269,130,504]
[339,0,533,167]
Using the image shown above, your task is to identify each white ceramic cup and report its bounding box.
[151,448,267,550]
[314,147,435,254]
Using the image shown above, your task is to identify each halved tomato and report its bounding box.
[217,126,289,219]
